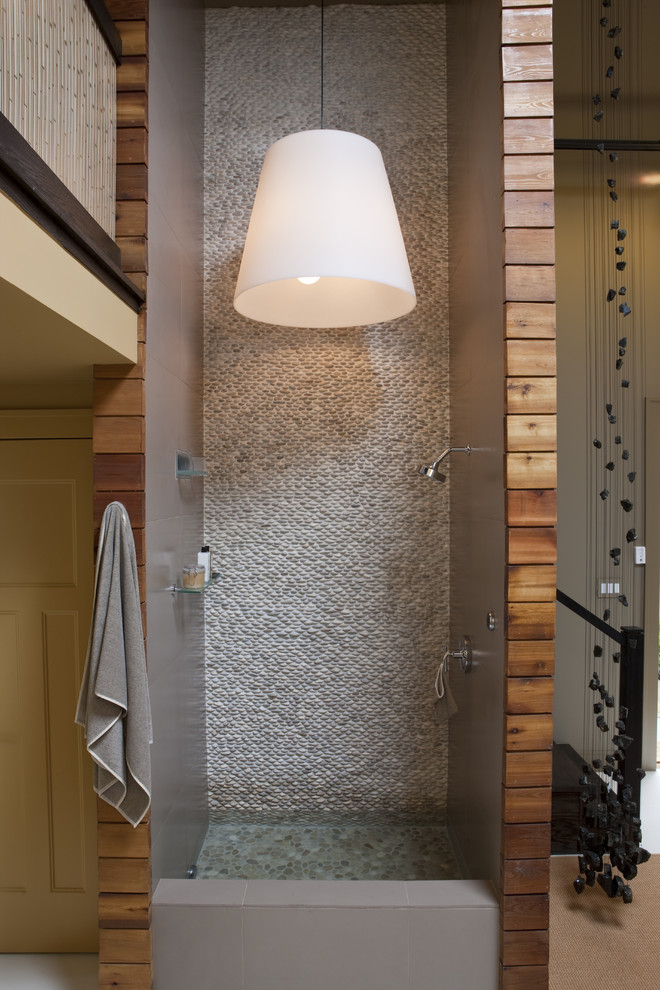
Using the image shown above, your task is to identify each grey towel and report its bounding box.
[75,502,152,827]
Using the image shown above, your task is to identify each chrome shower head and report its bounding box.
[416,445,470,484]
[417,463,447,483]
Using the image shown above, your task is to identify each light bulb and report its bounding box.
[297,276,320,285]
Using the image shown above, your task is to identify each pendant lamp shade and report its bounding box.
[234,129,416,328]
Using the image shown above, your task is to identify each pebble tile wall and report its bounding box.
[203,5,449,826]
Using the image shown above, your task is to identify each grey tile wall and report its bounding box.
[203,6,450,825]
[146,0,207,883]
[152,878,500,990]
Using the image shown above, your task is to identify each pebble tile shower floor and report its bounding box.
[196,823,462,881]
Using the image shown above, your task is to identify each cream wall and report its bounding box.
[554,0,660,769]
[145,0,207,884]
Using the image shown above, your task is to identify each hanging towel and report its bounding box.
[75,501,152,827]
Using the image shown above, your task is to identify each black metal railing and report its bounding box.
[557,588,644,809]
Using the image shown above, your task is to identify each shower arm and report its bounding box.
[429,445,471,471]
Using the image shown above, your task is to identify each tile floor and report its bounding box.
[0,954,97,990]
[197,821,462,881]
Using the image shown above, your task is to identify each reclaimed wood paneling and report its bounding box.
[500,5,556,967]
[502,8,552,44]
[128,272,147,294]
[93,416,145,453]
[99,929,151,964]
[105,0,148,16]
[504,155,554,189]
[501,930,550,967]
[117,235,148,271]
[503,81,554,118]
[502,856,550,894]
[505,452,557,489]
[506,489,557,527]
[507,564,556,601]
[506,416,556,452]
[93,492,145,529]
[506,378,557,414]
[504,191,555,227]
[505,714,553,751]
[117,57,148,93]
[504,751,552,787]
[506,340,557,376]
[507,269,555,308]
[503,118,554,155]
[117,91,148,127]
[98,824,151,858]
[117,128,149,165]
[98,858,151,893]
[501,45,553,82]
[116,20,148,55]
[94,378,146,416]
[505,302,556,339]
[505,675,554,712]
[502,965,548,990]
[94,4,150,980]
[501,894,549,931]
[99,963,152,990]
[507,602,555,644]
[94,453,145,491]
[506,640,555,676]
[99,893,150,929]
[503,788,552,825]
[505,229,555,265]
[117,164,148,201]
[502,823,551,860]
[507,527,557,563]
[116,201,149,239]
[98,798,131,823]
[505,265,556,302]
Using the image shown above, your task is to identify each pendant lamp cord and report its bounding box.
[320,0,325,129]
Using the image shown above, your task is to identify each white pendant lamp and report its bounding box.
[233,128,416,329]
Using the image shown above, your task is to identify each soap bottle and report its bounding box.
[197,545,211,582]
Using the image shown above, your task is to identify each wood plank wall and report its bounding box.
[500,3,555,990]
[93,2,150,987]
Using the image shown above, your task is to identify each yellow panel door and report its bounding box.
[0,438,97,951]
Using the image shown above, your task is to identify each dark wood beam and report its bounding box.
[0,114,143,312]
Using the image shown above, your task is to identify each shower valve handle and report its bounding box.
[443,635,472,674]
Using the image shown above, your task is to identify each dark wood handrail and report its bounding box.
[0,114,143,312]
[556,588,625,645]
[84,0,122,64]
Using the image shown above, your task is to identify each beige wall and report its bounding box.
[554,0,660,768]
[145,0,207,884]
[446,0,505,881]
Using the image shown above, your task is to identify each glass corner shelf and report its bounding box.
[175,450,207,478]
[168,575,220,594]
